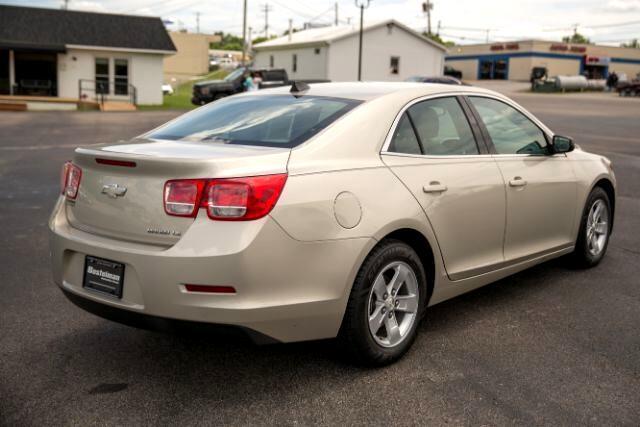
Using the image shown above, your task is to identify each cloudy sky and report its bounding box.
[3,0,640,45]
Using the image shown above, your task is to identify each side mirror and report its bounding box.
[552,135,575,154]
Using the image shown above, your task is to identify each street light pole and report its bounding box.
[355,0,371,81]
[241,0,247,66]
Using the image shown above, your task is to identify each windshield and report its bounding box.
[224,68,245,81]
[147,95,362,148]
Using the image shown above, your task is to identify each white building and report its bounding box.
[253,20,446,82]
[0,5,176,108]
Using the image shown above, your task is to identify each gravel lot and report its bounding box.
[1,88,639,426]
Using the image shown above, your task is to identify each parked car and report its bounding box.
[405,75,465,85]
[161,84,174,95]
[444,65,462,79]
[616,78,640,97]
[51,83,615,366]
[192,68,330,105]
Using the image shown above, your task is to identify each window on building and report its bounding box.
[314,47,321,55]
[114,59,129,95]
[292,54,297,73]
[390,56,400,74]
[269,55,274,68]
[95,57,109,94]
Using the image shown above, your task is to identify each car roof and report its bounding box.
[249,81,496,102]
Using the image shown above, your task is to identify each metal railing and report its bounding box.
[78,79,138,106]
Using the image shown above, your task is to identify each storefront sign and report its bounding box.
[550,43,568,51]
[585,56,610,66]
[490,43,519,51]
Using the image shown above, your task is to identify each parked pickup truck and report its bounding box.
[192,67,329,105]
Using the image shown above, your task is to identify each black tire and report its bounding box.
[571,187,612,268]
[338,239,428,367]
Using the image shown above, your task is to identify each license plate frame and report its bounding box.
[83,256,125,299]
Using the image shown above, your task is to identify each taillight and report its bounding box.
[163,174,287,221]
[61,161,82,200]
[164,179,205,217]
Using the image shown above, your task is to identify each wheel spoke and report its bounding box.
[368,304,386,334]
[594,222,608,235]
[388,264,409,294]
[594,202,604,221]
[395,295,418,313]
[371,275,387,301]
[385,315,401,345]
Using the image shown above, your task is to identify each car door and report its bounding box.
[381,95,506,281]
[467,95,578,261]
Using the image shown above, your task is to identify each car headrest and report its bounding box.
[413,107,439,139]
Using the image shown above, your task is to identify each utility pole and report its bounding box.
[261,3,274,38]
[422,0,433,35]
[288,19,293,41]
[485,28,490,43]
[62,0,69,9]
[335,2,339,26]
[195,11,200,33]
[436,20,441,36]
[248,26,253,52]
[242,0,247,66]
[355,0,371,81]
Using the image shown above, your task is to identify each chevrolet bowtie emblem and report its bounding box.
[101,183,127,198]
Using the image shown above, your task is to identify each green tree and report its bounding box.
[210,32,244,51]
[562,32,590,44]
[621,39,639,48]
[422,32,455,48]
[252,35,278,45]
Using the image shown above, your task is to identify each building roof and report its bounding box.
[0,5,176,53]
[253,19,446,52]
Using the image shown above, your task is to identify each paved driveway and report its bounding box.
[1,92,639,425]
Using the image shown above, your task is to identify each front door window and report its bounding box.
[95,58,109,95]
[469,97,548,155]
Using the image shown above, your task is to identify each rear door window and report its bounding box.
[408,97,479,156]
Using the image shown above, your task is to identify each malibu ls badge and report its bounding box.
[101,183,127,198]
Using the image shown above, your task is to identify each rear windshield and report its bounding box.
[147,95,362,148]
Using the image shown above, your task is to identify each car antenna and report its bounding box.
[290,81,309,97]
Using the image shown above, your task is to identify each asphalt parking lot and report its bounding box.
[1,88,639,425]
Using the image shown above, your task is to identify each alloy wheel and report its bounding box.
[367,262,419,348]
[586,199,609,256]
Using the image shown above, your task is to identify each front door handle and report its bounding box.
[509,176,527,187]
[423,181,448,193]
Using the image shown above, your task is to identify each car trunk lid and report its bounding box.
[66,139,290,246]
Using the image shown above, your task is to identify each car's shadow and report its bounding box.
[48,256,576,399]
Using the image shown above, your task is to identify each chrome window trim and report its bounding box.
[380,91,555,159]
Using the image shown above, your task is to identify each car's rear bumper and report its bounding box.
[49,197,373,343]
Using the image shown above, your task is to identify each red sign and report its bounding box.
[550,43,568,51]
[505,43,519,50]
[490,44,504,51]
[570,46,586,53]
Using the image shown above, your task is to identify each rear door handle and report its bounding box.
[423,181,448,193]
[509,177,527,187]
